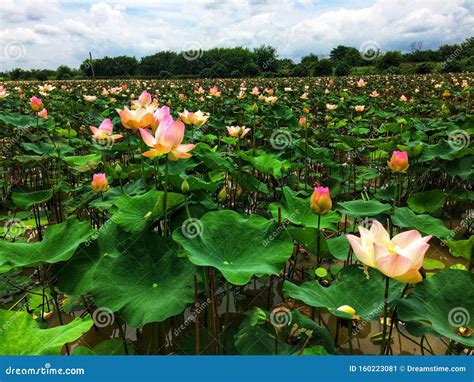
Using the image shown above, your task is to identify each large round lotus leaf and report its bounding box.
[447,236,473,261]
[268,186,340,231]
[0,310,93,355]
[172,210,294,285]
[337,199,391,218]
[112,189,184,233]
[234,310,334,355]
[238,151,291,179]
[283,265,404,320]
[407,189,446,214]
[0,218,94,269]
[12,189,54,210]
[391,207,453,238]
[91,234,196,328]
[397,269,474,347]
[63,154,102,172]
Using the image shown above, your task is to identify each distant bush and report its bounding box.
[415,63,432,74]
[335,61,351,76]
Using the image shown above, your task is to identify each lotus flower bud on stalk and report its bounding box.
[298,117,307,128]
[91,173,108,193]
[387,151,409,173]
[310,187,332,215]
[181,179,190,194]
[37,108,48,119]
[30,96,44,112]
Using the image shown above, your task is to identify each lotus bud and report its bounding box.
[387,151,409,173]
[181,179,190,194]
[91,173,108,192]
[115,163,122,175]
[310,186,332,215]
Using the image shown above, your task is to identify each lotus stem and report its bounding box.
[380,275,390,355]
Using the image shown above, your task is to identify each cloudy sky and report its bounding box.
[0,0,473,71]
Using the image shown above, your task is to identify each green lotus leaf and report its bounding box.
[446,236,473,261]
[173,210,294,285]
[268,186,339,230]
[283,265,404,320]
[407,189,446,214]
[112,189,185,233]
[337,199,391,218]
[326,235,350,261]
[12,189,54,210]
[0,218,94,269]
[63,154,102,172]
[0,310,93,355]
[391,207,453,238]
[398,270,474,347]
[91,235,196,328]
[238,151,291,179]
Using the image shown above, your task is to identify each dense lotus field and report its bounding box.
[0,74,472,356]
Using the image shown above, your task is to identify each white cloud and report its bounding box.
[0,0,472,70]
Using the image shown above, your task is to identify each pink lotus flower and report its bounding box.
[83,95,97,102]
[0,86,9,99]
[354,105,365,112]
[399,95,407,102]
[209,86,221,97]
[387,151,409,173]
[178,109,209,127]
[370,90,379,98]
[89,118,122,142]
[37,108,48,119]
[346,220,431,283]
[226,125,250,139]
[131,90,152,108]
[310,186,332,215]
[139,115,195,160]
[91,173,108,192]
[30,96,44,112]
[195,86,205,95]
[251,87,260,95]
[298,117,307,128]
[179,93,186,99]
[357,78,366,87]
[326,103,337,110]
[116,104,165,131]
[300,92,308,100]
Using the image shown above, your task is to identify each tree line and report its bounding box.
[3,38,473,81]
